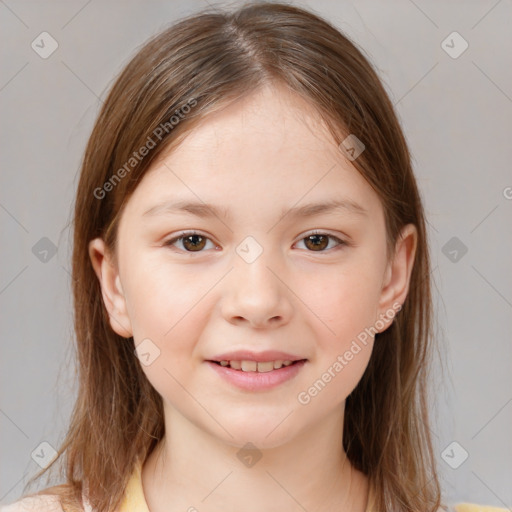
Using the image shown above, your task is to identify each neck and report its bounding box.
[141,405,369,512]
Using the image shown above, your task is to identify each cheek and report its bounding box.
[122,258,213,402]
[295,269,378,410]
[123,256,210,341]
[291,260,382,401]
[299,261,383,344]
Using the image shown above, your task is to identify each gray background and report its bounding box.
[1,0,511,508]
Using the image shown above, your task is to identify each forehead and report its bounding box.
[164,84,339,169]
[124,84,383,222]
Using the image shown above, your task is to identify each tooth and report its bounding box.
[241,360,257,372]
[224,360,296,371]
[257,361,274,373]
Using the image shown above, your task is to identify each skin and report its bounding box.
[89,83,417,512]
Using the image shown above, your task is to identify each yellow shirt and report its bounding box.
[118,458,150,511]
[117,459,509,512]
[0,459,508,512]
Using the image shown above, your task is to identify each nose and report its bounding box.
[220,249,294,329]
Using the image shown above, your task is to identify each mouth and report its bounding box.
[205,357,308,391]
[208,359,307,372]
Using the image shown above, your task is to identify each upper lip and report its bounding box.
[207,350,306,363]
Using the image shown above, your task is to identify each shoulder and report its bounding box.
[0,494,64,512]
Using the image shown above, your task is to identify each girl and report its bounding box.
[1,2,506,512]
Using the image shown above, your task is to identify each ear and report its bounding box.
[88,238,133,338]
[376,223,418,332]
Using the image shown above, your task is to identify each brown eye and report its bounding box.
[165,232,215,252]
[297,233,345,252]
[182,234,206,251]
[304,234,329,251]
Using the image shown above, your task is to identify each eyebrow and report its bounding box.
[143,198,368,220]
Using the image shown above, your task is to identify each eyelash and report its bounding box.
[163,230,347,254]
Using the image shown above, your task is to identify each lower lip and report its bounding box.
[206,360,307,391]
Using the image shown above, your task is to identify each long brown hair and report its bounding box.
[22,2,444,510]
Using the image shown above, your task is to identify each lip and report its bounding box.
[208,350,304,363]
[206,359,307,391]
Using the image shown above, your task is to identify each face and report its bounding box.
[90,84,416,449]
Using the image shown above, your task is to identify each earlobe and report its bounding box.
[376,224,418,332]
[88,238,133,338]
